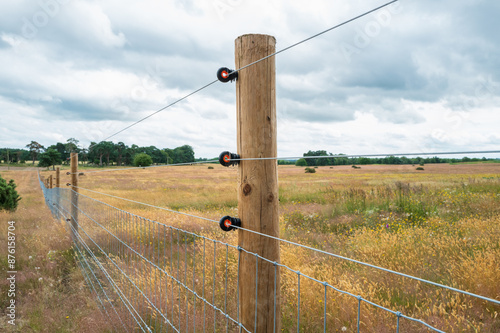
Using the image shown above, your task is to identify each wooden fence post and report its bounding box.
[70,153,79,236]
[55,167,60,188]
[235,34,280,333]
[48,175,53,189]
[55,167,61,221]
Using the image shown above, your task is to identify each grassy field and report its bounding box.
[0,168,114,332]
[1,163,499,332]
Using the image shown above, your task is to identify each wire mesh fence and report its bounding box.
[39,173,499,332]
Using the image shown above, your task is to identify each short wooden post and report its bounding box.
[70,153,79,236]
[235,34,280,333]
[48,175,53,189]
[55,167,60,188]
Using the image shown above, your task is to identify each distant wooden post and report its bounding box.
[70,153,79,236]
[55,167,60,188]
[48,175,53,189]
[55,167,61,221]
[235,34,280,333]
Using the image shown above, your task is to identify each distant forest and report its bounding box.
[0,138,196,167]
[0,141,497,168]
[285,150,499,166]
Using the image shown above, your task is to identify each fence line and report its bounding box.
[67,150,500,175]
[39,171,499,332]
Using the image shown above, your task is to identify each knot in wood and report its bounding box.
[243,184,252,196]
[267,193,274,202]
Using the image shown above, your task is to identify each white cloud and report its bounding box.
[56,1,126,48]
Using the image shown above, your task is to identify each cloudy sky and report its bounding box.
[0,0,499,159]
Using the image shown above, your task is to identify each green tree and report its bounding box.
[303,150,330,166]
[65,138,79,153]
[26,141,45,165]
[162,149,174,164]
[171,145,195,164]
[102,141,115,165]
[359,157,371,165]
[48,142,69,163]
[295,158,308,166]
[133,153,153,167]
[80,147,89,165]
[124,144,140,165]
[89,141,114,166]
[0,175,21,211]
[15,150,23,163]
[38,149,62,170]
[115,142,127,166]
[1,149,11,164]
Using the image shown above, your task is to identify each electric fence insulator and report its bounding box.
[217,67,238,83]
[219,216,241,232]
[219,151,240,167]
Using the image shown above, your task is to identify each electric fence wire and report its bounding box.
[68,149,500,175]
[40,182,457,333]
[230,0,399,76]
[68,160,219,175]
[70,184,219,224]
[94,80,219,146]
[68,184,500,307]
[85,0,399,150]
[232,150,500,162]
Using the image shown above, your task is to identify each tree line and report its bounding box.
[291,150,496,166]
[2,144,496,169]
[0,138,195,169]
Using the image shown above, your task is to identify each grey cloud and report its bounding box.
[45,99,120,121]
[279,98,355,123]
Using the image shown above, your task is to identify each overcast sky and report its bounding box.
[0,0,499,158]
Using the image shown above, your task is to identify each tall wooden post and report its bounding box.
[70,153,79,236]
[55,167,60,188]
[235,34,280,333]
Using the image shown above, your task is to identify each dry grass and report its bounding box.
[0,170,114,333]
[2,163,499,332]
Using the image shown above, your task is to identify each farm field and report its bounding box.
[1,163,500,332]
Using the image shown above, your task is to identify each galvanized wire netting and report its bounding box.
[39,174,499,333]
